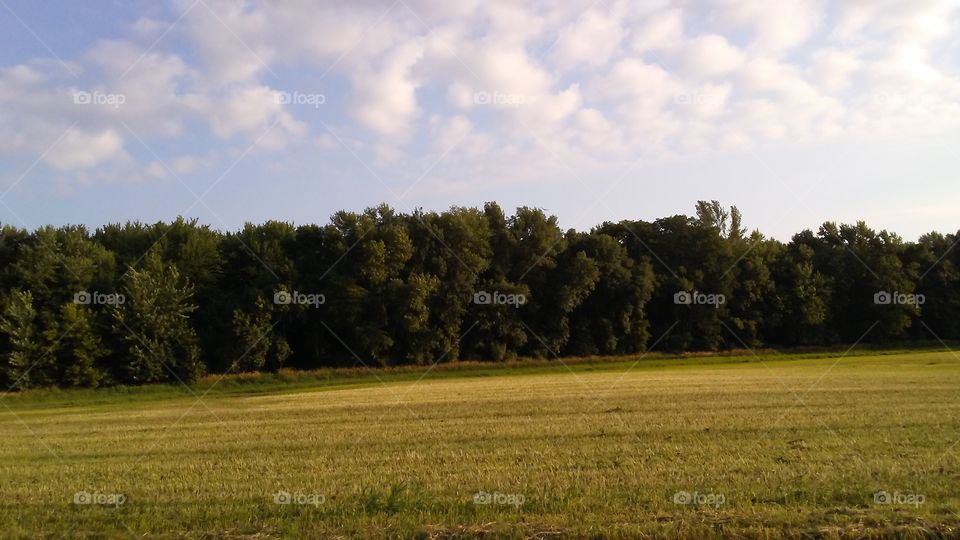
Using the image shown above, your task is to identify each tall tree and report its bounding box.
[564,232,654,356]
[55,303,109,387]
[0,290,43,389]
[113,252,203,384]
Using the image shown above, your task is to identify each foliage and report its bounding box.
[112,252,203,384]
[0,201,955,388]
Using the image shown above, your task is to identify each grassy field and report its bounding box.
[1,350,959,538]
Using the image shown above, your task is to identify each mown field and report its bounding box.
[0,350,958,538]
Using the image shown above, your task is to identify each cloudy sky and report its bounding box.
[1,0,958,240]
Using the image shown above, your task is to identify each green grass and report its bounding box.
[1,350,959,538]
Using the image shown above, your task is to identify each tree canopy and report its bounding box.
[0,203,955,389]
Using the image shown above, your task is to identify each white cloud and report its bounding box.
[809,48,861,92]
[631,8,684,54]
[185,85,306,150]
[681,34,745,78]
[84,40,194,137]
[176,0,275,84]
[550,9,624,68]
[591,58,680,102]
[2,0,960,189]
[144,160,168,179]
[712,0,821,53]
[572,108,624,153]
[46,129,125,170]
[170,154,213,175]
[833,0,958,45]
[463,42,554,101]
[350,42,424,137]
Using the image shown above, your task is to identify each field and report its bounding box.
[1,350,959,538]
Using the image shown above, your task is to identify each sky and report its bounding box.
[0,0,958,241]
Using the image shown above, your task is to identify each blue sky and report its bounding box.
[0,0,958,240]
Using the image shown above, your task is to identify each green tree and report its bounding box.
[230,296,290,372]
[113,252,203,384]
[768,241,831,345]
[56,303,109,387]
[318,206,412,365]
[564,232,654,356]
[461,203,528,361]
[725,232,779,347]
[0,290,43,389]
[504,208,600,357]
[912,232,960,339]
[401,207,490,363]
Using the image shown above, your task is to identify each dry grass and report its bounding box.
[0,351,958,538]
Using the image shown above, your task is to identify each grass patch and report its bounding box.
[0,349,958,537]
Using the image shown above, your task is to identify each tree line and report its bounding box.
[0,201,956,389]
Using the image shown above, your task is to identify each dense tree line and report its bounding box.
[0,201,956,389]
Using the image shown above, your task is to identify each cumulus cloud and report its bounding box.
[682,34,746,78]
[1,0,960,187]
[809,49,862,92]
[47,128,125,170]
[350,42,424,137]
[550,9,625,68]
[188,85,305,146]
[631,8,684,54]
[712,0,821,53]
